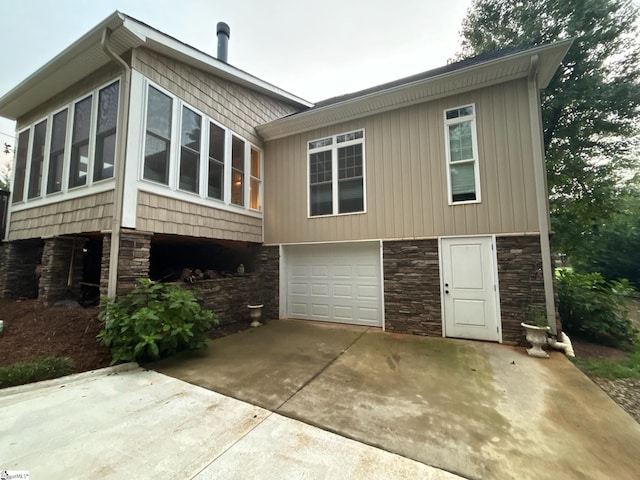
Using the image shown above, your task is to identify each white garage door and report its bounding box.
[284,242,383,327]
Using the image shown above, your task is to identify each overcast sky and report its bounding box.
[0,0,473,175]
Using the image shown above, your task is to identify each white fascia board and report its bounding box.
[122,17,313,109]
[258,39,572,141]
[0,12,127,118]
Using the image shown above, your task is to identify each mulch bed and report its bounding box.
[0,298,249,373]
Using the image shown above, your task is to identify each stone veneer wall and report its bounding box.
[39,237,86,305]
[181,245,279,325]
[496,235,550,344]
[99,234,111,298]
[116,230,151,296]
[383,239,442,336]
[0,239,44,299]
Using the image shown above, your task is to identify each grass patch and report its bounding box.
[571,348,640,380]
[0,356,75,389]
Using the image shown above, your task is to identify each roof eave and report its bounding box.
[0,12,312,121]
[257,39,572,141]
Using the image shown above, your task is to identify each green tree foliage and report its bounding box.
[557,270,636,346]
[580,184,640,286]
[456,0,640,259]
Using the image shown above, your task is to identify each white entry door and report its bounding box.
[440,236,500,342]
[284,242,383,327]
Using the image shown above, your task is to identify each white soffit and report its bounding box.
[257,39,572,141]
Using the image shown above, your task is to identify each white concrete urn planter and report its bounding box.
[521,322,550,358]
[248,304,264,328]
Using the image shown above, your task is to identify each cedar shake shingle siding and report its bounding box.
[133,48,300,147]
[8,191,115,240]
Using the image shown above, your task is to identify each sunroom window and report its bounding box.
[27,120,47,199]
[208,122,225,200]
[47,109,68,194]
[445,105,480,204]
[144,86,172,185]
[69,95,92,189]
[231,135,245,206]
[308,129,365,217]
[94,81,119,182]
[179,106,201,193]
[249,147,261,211]
[12,130,30,204]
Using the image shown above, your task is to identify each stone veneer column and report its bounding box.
[257,245,279,320]
[100,234,111,298]
[383,239,442,336]
[116,230,152,296]
[39,237,86,305]
[0,239,43,299]
[496,235,551,343]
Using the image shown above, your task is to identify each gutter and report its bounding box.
[101,27,131,298]
[527,54,558,335]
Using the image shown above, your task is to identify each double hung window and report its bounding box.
[308,130,365,217]
[144,86,173,184]
[444,105,480,204]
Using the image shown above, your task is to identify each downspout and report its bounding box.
[101,27,130,299]
[527,54,558,335]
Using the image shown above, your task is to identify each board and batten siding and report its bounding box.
[264,79,539,244]
[132,48,300,147]
[137,191,262,243]
[8,191,115,240]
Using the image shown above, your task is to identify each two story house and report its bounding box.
[0,12,570,343]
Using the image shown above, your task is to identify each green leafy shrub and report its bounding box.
[97,279,218,364]
[0,356,74,389]
[557,270,637,347]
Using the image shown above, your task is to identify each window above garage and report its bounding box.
[308,129,366,217]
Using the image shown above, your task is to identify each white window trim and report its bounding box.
[444,103,481,205]
[307,129,367,218]
[140,79,263,217]
[10,77,121,209]
[248,146,263,212]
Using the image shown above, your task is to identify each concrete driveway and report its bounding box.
[153,319,640,480]
[3,319,640,479]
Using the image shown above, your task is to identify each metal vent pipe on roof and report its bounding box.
[217,22,230,62]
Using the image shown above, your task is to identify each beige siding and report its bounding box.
[137,191,262,243]
[8,191,115,240]
[264,79,539,244]
[132,49,300,146]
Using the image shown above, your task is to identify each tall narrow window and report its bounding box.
[249,147,261,211]
[12,130,30,204]
[179,106,201,193]
[69,95,92,188]
[309,150,333,216]
[208,123,225,200]
[27,120,47,199]
[231,135,245,206]
[308,130,365,217]
[144,86,172,184]
[445,105,480,203]
[94,81,119,181]
[48,109,68,194]
[337,142,363,214]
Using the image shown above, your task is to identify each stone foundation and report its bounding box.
[383,239,442,336]
[496,235,554,344]
[381,235,555,344]
[116,230,151,296]
[39,237,86,305]
[0,239,43,299]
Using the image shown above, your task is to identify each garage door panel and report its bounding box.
[311,304,330,318]
[357,285,378,299]
[285,242,382,327]
[311,265,329,277]
[290,282,308,295]
[311,283,329,296]
[333,283,353,297]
